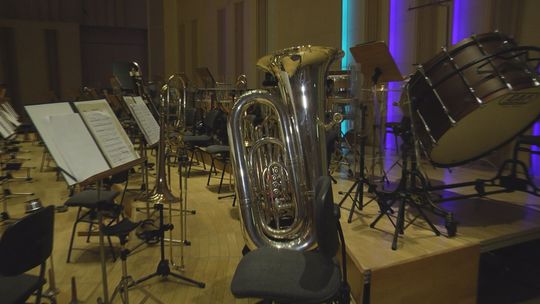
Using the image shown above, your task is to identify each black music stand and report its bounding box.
[338,42,403,223]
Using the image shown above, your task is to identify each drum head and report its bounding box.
[429,87,540,166]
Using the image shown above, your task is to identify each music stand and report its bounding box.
[195,67,217,88]
[339,42,403,222]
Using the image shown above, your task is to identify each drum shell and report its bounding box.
[409,32,540,167]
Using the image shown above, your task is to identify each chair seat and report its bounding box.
[183,134,212,146]
[231,247,341,303]
[0,273,44,304]
[201,145,229,154]
[101,218,140,237]
[64,190,119,208]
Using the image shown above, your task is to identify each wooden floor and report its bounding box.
[2,140,540,303]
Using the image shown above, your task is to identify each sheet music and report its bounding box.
[0,117,13,138]
[47,113,110,183]
[81,110,138,167]
[25,103,78,185]
[1,103,19,120]
[126,96,160,145]
[0,108,20,127]
[0,111,15,138]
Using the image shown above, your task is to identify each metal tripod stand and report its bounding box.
[338,103,377,222]
[369,119,455,250]
[131,202,205,288]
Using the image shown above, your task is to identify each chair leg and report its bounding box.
[207,158,215,186]
[66,208,82,263]
[34,286,43,304]
[187,149,196,177]
[107,236,116,262]
[86,223,93,243]
[218,160,227,194]
[198,149,207,170]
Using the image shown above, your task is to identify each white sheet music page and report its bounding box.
[0,116,13,138]
[82,110,138,167]
[0,107,20,127]
[128,96,160,146]
[47,113,110,184]
[25,103,78,185]
[0,112,15,138]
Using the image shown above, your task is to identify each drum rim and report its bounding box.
[427,112,540,168]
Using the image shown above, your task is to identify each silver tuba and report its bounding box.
[228,45,343,250]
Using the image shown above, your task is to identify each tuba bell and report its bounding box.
[228,45,343,250]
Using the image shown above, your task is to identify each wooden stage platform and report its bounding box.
[333,165,540,304]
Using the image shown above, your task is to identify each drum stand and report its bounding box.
[427,134,540,202]
[370,120,456,250]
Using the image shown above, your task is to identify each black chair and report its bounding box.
[0,205,54,304]
[184,109,219,174]
[201,144,230,193]
[230,176,350,303]
[65,189,121,263]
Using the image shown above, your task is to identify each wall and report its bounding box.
[0,19,81,113]
[174,0,260,86]
[158,0,341,88]
[0,0,148,114]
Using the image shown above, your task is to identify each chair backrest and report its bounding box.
[314,176,339,259]
[0,205,54,276]
[204,109,228,143]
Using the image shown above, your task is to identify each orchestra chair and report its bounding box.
[65,189,121,263]
[201,144,230,193]
[185,109,227,176]
[230,176,350,303]
[0,205,54,304]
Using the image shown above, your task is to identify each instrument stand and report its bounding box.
[339,42,404,223]
[370,121,456,250]
[131,203,205,289]
[338,103,377,222]
[427,135,540,202]
[110,229,163,304]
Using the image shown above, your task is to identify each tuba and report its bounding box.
[228,45,343,250]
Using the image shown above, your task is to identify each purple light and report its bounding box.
[532,122,540,176]
[452,0,469,44]
[386,0,406,150]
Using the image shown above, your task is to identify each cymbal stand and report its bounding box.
[370,122,455,250]
[338,103,377,222]
[369,84,390,185]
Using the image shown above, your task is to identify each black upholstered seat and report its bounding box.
[201,144,230,193]
[231,247,341,303]
[230,176,350,303]
[0,274,43,304]
[65,189,121,263]
[0,205,54,304]
[64,189,119,208]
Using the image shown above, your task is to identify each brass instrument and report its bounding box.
[147,75,185,268]
[228,45,343,250]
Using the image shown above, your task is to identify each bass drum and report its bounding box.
[408,32,540,167]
